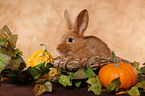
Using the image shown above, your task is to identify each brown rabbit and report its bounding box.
[57,9,111,58]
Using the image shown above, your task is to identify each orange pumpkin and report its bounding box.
[98,51,138,90]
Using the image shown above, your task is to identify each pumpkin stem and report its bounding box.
[112,51,119,67]
[40,44,47,51]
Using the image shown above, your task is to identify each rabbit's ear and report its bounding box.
[74,9,89,36]
[64,10,73,30]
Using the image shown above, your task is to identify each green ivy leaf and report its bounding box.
[106,77,121,93]
[0,39,7,46]
[44,63,54,71]
[0,25,17,49]
[111,77,121,92]
[86,76,101,86]
[73,68,88,79]
[8,55,24,70]
[0,53,11,72]
[8,35,18,49]
[0,48,16,57]
[74,80,82,87]
[140,66,145,74]
[140,81,145,89]
[135,82,142,88]
[128,86,140,96]
[0,25,11,46]
[0,25,21,57]
[29,62,54,80]
[29,67,42,79]
[34,63,45,70]
[106,83,115,93]
[0,59,6,72]
[128,81,145,95]
[3,25,12,36]
[0,25,32,83]
[85,67,96,79]
[15,48,23,56]
[59,75,72,87]
[43,81,52,92]
[86,76,102,95]
[88,85,102,95]
[133,61,140,70]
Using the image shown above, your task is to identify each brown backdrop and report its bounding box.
[0,0,145,67]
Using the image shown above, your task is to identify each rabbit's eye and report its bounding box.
[68,38,73,43]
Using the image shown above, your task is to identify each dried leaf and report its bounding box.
[36,74,49,84]
[34,81,52,96]
[34,84,45,96]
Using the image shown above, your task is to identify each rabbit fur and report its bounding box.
[57,9,111,58]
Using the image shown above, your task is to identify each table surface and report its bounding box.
[0,77,145,96]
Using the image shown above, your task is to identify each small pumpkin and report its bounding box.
[98,51,138,90]
[26,44,53,67]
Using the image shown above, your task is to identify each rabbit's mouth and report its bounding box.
[57,50,64,55]
[57,44,69,55]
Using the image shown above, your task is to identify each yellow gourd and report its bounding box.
[26,44,53,67]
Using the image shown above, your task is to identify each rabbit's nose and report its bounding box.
[58,47,60,50]
[57,45,62,51]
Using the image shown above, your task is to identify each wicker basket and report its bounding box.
[52,56,126,71]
